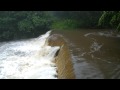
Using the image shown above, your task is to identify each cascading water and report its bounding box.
[0,31,60,79]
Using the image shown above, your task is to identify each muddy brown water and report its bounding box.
[52,29,120,79]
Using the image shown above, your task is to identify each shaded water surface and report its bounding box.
[53,29,120,79]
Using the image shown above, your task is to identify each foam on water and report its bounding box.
[84,31,120,38]
[0,31,60,79]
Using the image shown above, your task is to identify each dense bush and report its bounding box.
[0,11,54,41]
[2,11,118,41]
[52,11,102,28]
[51,19,80,29]
[98,11,120,31]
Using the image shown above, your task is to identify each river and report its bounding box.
[0,29,120,79]
[53,29,120,79]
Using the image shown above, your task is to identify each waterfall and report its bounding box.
[0,31,60,79]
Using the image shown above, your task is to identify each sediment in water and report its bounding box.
[47,34,75,79]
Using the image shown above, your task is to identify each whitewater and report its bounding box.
[0,31,60,79]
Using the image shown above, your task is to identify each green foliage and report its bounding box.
[98,11,120,31]
[52,11,102,29]
[18,19,34,32]
[98,11,106,26]
[0,11,54,41]
[98,11,114,28]
[51,19,79,29]
[0,11,103,41]
[117,23,120,31]
[32,15,53,30]
[0,17,16,30]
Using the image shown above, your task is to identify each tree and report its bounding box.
[0,11,55,41]
[51,11,102,29]
[98,11,120,31]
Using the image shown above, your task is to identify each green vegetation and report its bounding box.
[98,11,120,31]
[0,11,119,41]
[51,19,79,29]
[0,11,54,41]
[51,11,102,29]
